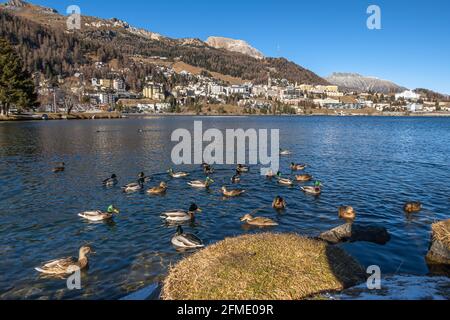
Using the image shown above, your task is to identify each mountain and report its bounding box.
[326,72,406,94]
[206,36,264,60]
[0,0,327,88]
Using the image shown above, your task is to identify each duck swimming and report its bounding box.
[404,202,422,213]
[35,246,93,276]
[102,174,118,187]
[171,226,204,249]
[231,171,241,183]
[272,196,286,210]
[203,165,214,175]
[240,214,278,227]
[277,177,294,186]
[168,168,189,178]
[338,206,356,220]
[290,163,307,171]
[138,172,152,183]
[301,181,322,195]
[295,174,313,182]
[222,186,246,197]
[236,164,250,173]
[78,205,120,222]
[280,149,292,156]
[188,177,214,188]
[161,203,202,223]
[52,162,65,173]
[122,178,145,193]
[147,182,168,195]
[266,170,281,178]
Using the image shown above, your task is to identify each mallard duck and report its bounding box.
[404,202,422,213]
[301,181,322,195]
[295,174,313,182]
[147,182,168,195]
[266,170,281,178]
[280,149,292,156]
[122,178,144,193]
[231,172,241,183]
[35,246,93,276]
[102,174,118,187]
[236,164,249,173]
[338,206,356,220]
[188,177,214,188]
[240,214,278,227]
[171,226,204,249]
[277,177,294,186]
[78,205,120,222]
[272,196,286,210]
[161,203,202,223]
[53,162,65,173]
[203,165,214,175]
[138,172,152,183]
[222,186,246,197]
[168,168,189,178]
[290,162,307,171]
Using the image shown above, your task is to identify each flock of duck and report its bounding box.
[36,149,422,277]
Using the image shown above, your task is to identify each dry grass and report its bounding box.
[432,219,450,248]
[162,233,365,300]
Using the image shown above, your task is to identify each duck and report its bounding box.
[240,214,278,227]
[35,246,94,276]
[236,164,250,173]
[272,196,287,210]
[277,177,294,186]
[138,172,152,183]
[301,181,322,195]
[266,170,281,178]
[222,186,246,197]
[102,174,118,187]
[52,162,65,173]
[188,177,214,188]
[231,171,241,183]
[404,202,422,213]
[161,203,202,223]
[168,168,189,178]
[171,226,204,249]
[280,149,292,156]
[290,162,307,171]
[122,178,145,193]
[147,182,168,195]
[295,174,313,182]
[338,206,356,220]
[203,165,214,175]
[78,205,120,222]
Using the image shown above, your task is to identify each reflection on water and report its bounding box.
[0,116,449,299]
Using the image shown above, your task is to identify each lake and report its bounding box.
[0,116,449,299]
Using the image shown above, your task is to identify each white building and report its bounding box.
[395,90,421,101]
[113,79,126,93]
[406,103,423,112]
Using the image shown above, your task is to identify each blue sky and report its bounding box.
[27,0,450,94]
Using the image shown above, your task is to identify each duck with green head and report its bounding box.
[78,205,120,222]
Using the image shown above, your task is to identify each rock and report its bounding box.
[426,219,450,266]
[319,223,391,245]
[206,36,264,60]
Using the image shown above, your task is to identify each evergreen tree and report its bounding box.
[0,37,37,115]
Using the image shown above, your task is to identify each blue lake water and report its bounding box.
[0,116,449,299]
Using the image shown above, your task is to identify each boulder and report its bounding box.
[319,223,391,245]
[426,219,450,265]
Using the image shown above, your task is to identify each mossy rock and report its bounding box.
[162,233,365,300]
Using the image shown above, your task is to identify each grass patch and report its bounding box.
[432,219,450,248]
[162,233,365,300]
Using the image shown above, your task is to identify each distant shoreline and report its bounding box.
[2,111,450,122]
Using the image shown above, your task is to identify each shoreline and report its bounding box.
[2,111,450,122]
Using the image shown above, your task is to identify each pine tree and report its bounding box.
[0,37,37,115]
